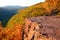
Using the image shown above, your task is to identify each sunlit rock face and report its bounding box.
[24,16,60,40]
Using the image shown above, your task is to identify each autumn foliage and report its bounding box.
[0,23,22,40]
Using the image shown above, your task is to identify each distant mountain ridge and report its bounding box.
[4,6,26,9]
[0,6,27,10]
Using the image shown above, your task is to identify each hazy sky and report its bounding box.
[0,0,45,7]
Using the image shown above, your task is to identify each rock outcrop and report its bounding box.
[24,16,60,40]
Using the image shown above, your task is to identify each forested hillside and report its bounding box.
[7,0,60,28]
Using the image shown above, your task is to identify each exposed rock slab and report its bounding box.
[24,16,60,40]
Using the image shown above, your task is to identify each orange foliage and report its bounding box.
[0,24,22,40]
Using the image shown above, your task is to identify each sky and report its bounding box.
[0,0,45,7]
